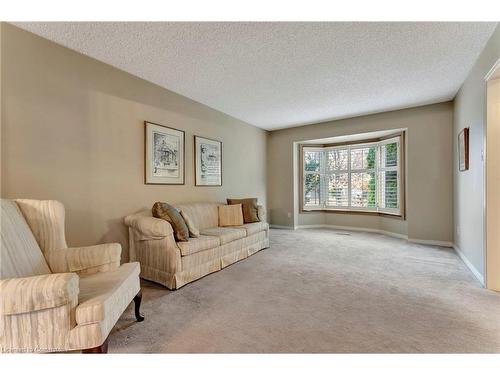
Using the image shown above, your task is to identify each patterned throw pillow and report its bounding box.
[152,202,189,242]
[218,204,244,227]
[180,210,200,238]
[226,198,259,223]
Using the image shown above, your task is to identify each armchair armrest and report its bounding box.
[124,214,174,240]
[47,243,122,275]
[0,273,79,315]
[67,243,121,273]
[257,205,267,222]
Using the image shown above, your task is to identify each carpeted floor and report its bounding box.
[109,228,500,353]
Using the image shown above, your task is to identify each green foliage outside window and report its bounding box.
[304,154,320,204]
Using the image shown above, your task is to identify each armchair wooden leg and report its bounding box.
[82,338,108,354]
[133,290,145,322]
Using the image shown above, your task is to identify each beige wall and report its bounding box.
[486,77,500,290]
[0,24,268,261]
[268,102,453,243]
[453,24,500,281]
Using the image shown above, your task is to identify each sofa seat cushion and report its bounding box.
[177,235,220,256]
[200,227,247,245]
[76,262,140,326]
[235,221,269,236]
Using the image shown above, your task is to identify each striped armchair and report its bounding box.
[0,199,144,353]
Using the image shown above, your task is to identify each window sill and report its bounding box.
[301,208,405,220]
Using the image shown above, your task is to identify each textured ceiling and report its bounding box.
[13,22,497,130]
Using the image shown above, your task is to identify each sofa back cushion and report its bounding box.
[1,199,51,279]
[174,202,220,230]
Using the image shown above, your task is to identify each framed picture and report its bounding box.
[194,135,222,186]
[144,121,185,184]
[458,127,469,172]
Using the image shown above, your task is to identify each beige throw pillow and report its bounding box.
[180,210,200,238]
[226,198,259,223]
[218,204,244,227]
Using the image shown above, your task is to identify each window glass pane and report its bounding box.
[351,146,376,170]
[351,172,376,208]
[304,173,321,207]
[327,149,348,170]
[380,170,398,208]
[381,142,398,167]
[327,173,349,207]
[304,150,321,172]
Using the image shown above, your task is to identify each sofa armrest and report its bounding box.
[0,273,79,315]
[124,214,174,240]
[257,205,266,222]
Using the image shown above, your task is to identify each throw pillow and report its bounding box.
[218,204,244,227]
[152,202,189,242]
[226,198,259,223]
[180,210,200,238]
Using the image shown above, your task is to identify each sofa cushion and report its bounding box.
[200,227,247,245]
[0,199,51,278]
[218,204,244,227]
[180,210,200,238]
[235,221,269,236]
[76,262,140,326]
[174,202,219,230]
[177,235,220,256]
[152,202,189,242]
[227,198,259,223]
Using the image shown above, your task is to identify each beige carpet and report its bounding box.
[109,228,500,353]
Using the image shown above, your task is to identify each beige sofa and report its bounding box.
[124,202,269,289]
[0,199,143,353]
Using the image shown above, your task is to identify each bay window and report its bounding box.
[302,134,404,216]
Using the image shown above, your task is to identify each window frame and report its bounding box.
[300,132,406,219]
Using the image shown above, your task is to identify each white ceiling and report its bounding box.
[13,22,497,130]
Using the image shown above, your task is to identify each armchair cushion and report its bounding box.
[0,273,79,315]
[1,199,51,279]
[76,262,140,326]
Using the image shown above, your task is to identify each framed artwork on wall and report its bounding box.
[458,127,469,172]
[144,121,185,184]
[194,135,222,186]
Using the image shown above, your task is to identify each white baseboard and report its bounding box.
[453,245,485,286]
[295,224,408,240]
[269,225,295,230]
[270,224,485,287]
[408,238,454,248]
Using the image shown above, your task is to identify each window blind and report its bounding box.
[302,136,402,216]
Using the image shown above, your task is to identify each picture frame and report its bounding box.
[144,121,185,185]
[458,127,469,172]
[194,135,222,186]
